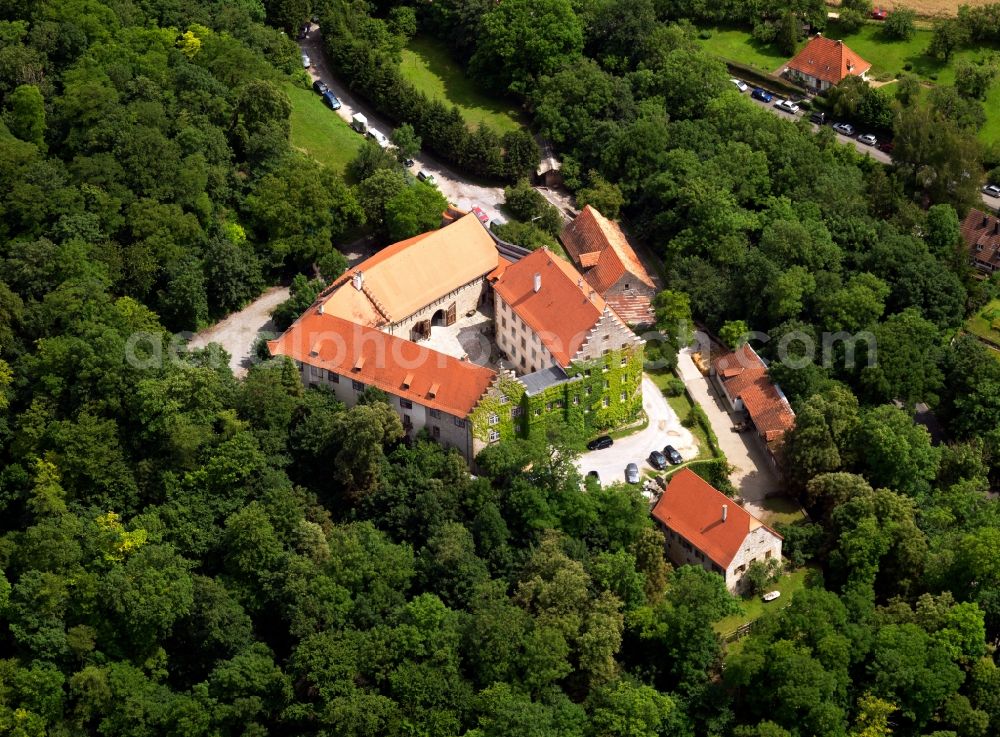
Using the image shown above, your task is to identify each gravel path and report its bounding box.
[187,286,289,377]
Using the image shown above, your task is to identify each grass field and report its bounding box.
[284,83,365,176]
[966,298,1000,348]
[400,36,523,134]
[713,565,815,636]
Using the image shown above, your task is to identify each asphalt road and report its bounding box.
[298,25,508,225]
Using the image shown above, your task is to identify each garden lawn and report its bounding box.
[713,564,815,636]
[697,27,790,73]
[284,83,364,176]
[649,370,713,461]
[965,298,1000,348]
[400,36,523,134]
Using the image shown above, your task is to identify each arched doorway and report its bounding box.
[431,308,447,327]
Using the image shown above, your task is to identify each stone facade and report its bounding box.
[386,276,491,342]
[493,294,559,375]
[575,309,644,362]
[299,362,476,460]
[724,525,783,593]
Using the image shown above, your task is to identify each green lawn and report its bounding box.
[757,495,807,526]
[697,27,790,73]
[400,36,523,134]
[647,369,712,460]
[284,82,365,176]
[713,565,815,636]
[966,298,1000,348]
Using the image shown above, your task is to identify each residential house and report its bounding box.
[781,35,871,91]
[711,343,795,465]
[960,208,1000,275]
[651,468,783,593]
[559,205,657,327]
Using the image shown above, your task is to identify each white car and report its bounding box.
[774,99,800,114]
[833,122,855,136]
[983,184,1000,198]
[858,134,878,146]
[730,78,748,92]
[367,128,391,149]
[301,53,311,68]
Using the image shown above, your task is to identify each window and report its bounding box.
[488,413,499,425]
[765,550,772,559]
[681,539,692,552]
[603,334,610,341]
[534,408,541,416]
[352,380,365,391]
[621,356,627,366]
[488,429,500,442]
[603,348,610,356]
[585,386,592,396]
[531,348,536,358]
[501,317,506,327]
[736,564,746,575]
[511,406,522,418]
[400,398,413,409]
[431,426,440,438]
[620,391,626,401]
[454,417,466,428]
[604,380,610,389]
[545,402,553,412]
[499,394,508,404]
[521,337,526,349]
[624,282,630,290]
[585,369,592,377]
[309,365,322,377]
[572,396,579,406]
[602,397,610,407]
[430,409,441,419]
[327,371,339,383]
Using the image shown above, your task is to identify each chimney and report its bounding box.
[722,504,728,522]
[352,272,364,291]
[317,302,324,315]
[533,273,541,292]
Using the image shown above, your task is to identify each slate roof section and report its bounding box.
[267,310,496,417]
[651,468,782,569]
[712,344,796,442]
[319,213,499,327]
[784,35,872,85]
[492,248,608,367]
[960,208,1000,272]
[519,365,572,396]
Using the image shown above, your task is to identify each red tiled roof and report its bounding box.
[267,310,496,417]
[785,35,872,85]
[961,208,1000,272]
[492,248,606,366]
[713,344,795,442]
[560,206,656,294]
[651,468,782,569]
[605,294,655,327]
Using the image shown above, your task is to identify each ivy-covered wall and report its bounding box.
[469,345,645,447]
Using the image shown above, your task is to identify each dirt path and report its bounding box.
[187,286,289,377]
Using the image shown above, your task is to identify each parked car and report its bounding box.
[730,78,748,92]
[871,7,888,20]
[858,133,878,146]
[663,445,683,465]
[297,24,309,40]
[648,450,668,470]
[833,122,855,136]
[774,99,800,114]
[351,113,368,133]
[301,53,311,68]
[587,435,613,451]
[809,111,827,124]
[416,170,436,185]
[763,590,782,602]
[472,206,490,226]
[878,140,894,154]
[312,79,328,95]
[751,87,774,103]
[586,470,600,482]
[322,91,341,110]
[367,128,391,149]
[625,463,640,484]
[983,184,1000,198]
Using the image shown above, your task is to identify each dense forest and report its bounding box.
[1,0,1000,736]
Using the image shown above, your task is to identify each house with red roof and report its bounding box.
[711,344,795,463]
[960,208,1000,275]
[652,468,783,592]
[560,205,658,327]
[781,35,871,91]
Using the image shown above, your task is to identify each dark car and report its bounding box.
[587,435,613,451]
[322,91,341,110]
[586,470,600,482]
[625,463,640,484]
[313,79,328,95]
[751,87,774,103]
[648,450,668,470]
[297,24,309,40]
[809,111,826,124]
[663,445,683,465]
[878,140,894,154]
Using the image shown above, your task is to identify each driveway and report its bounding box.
[299,25,507,224]
[575,375,699,486]
[187,286,289,377]
[676,348,779,518]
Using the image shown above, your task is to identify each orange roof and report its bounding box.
[961,208,1000,271]
[651,468,782,569]
[785,36,871,85]
[605,294,655,327]
[492,248,606,366]
[267,310,496,417]
[560,206,656,294]
[319,213,499,326]
[712,344,795,442]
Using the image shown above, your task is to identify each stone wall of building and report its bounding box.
[574,309,643,363]
[387,276,490,342]
[494,294,558,374]
[725,525,783,593]
[601,273,656,301]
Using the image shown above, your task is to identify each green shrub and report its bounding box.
[665,377,686,397]
[903,62,913,71]
[698,29,713,40]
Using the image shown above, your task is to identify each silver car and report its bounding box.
[301,53,311,68]
[625,463,640,484]
[858,134,878,146]
[983,184,1000,198]
[833,122,855,136]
